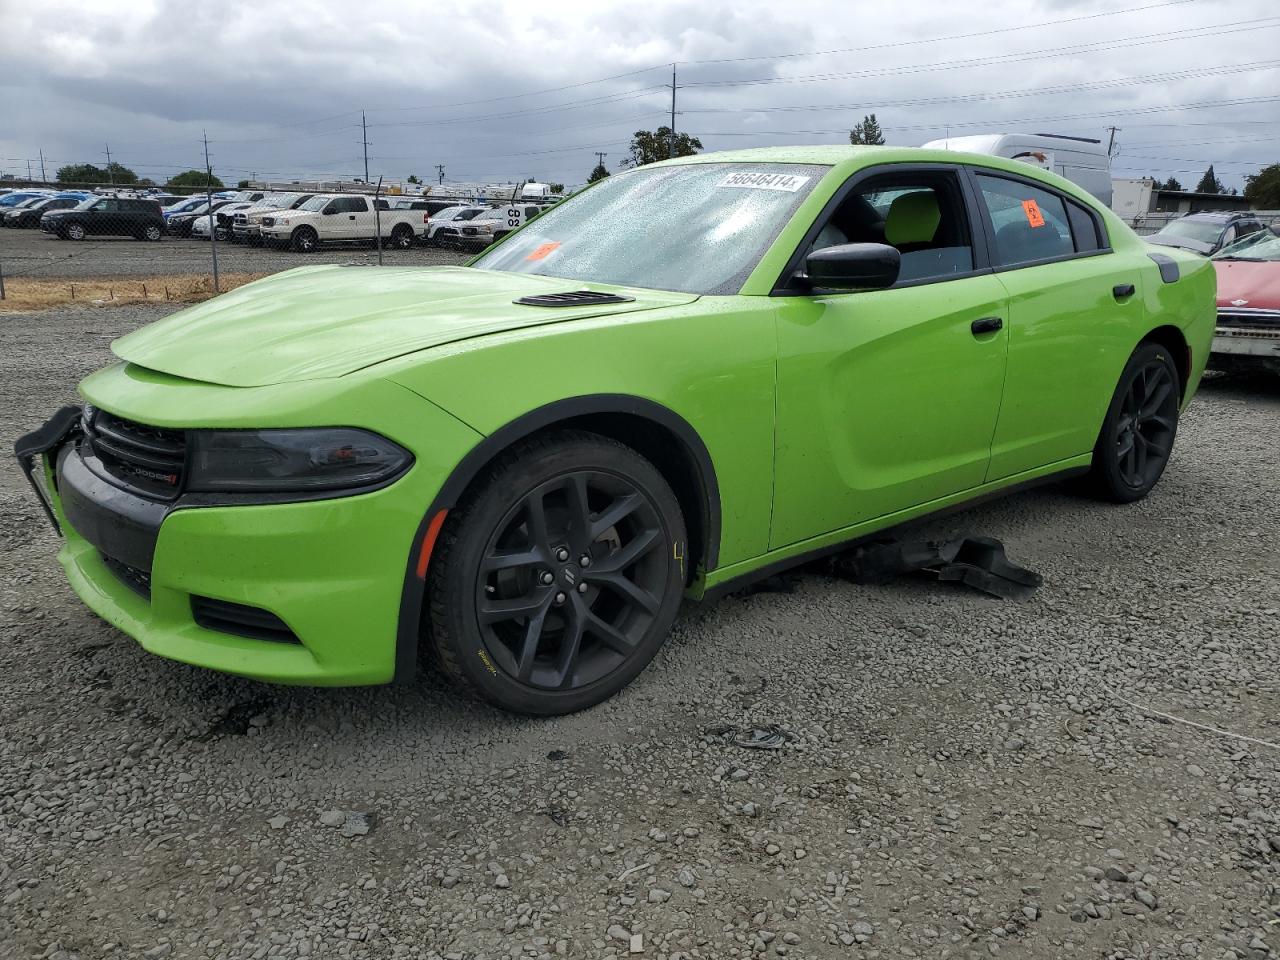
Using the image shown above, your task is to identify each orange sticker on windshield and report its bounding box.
[1021,199,1045,228]
[526,241,561,261]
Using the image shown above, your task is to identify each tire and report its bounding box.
[64,222,86,241]
[1086,342,1181,503]
[426,430,688,715]
[142,224,162,241]
[390,224,415,250]
[291,226,318,253]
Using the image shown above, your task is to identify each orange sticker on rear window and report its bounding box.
[1021,199,1045,228]
[526,241,561,261]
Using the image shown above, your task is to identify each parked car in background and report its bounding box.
[0,190,54,211]
[922,132,1113,205]
[190,201,257,240]
[230,193,314,245]
[163,196,211,220]
[1209,230,1280,375]
[3,195,82,228]
[455,202,546,250]
[427,205,486,247]
[258,193,424,251]
[15,146,1215,714]
[1146,212,1268,256]
[166,199,233,238]
[41,196,165,241]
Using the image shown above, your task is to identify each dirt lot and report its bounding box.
[1,303,1278,960]
[0,224,469,280]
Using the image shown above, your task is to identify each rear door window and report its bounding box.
[975,175,1077,267]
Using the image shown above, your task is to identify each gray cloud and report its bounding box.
[0,0,1276,190]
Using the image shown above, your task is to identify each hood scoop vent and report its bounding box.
[515,290,636,307]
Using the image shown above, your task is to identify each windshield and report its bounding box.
[1213,229,1280,261]
[1156,218,1226,244]
[297,195,332,212]
[473,163,826,294]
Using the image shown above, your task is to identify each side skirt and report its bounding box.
[699,458,1091,602]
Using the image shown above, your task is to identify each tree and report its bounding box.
[1163,176,1183,191]
[165,169,224,191]
[1244,163,1280,208]
[104,162,138,184]
[407,174,421,185]
[1194,165,1224,195]
[549,183,564,194]
[848,114,886,146]
[238,180,250,188]
[625,127,702,167]
[56,163,106,183]
[587,163,610,183]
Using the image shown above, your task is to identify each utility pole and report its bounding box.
[203,131,220,295]
[436,164,445,185]
[26,159,32,180]
[361,110,370,183]
[105,143,114,184]
[1106,126,1121,158]
[38,148,47,182]
[668,63,678,159]
[595,151,608,168]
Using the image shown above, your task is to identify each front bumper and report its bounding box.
[1212,307,1280,361]
[16,373,483,687]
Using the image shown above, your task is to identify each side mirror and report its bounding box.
[802,242,901,291]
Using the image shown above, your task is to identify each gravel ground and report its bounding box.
[0,227,469,279]
[2,304,1278,960]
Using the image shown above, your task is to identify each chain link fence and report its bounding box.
[0,173,552,310]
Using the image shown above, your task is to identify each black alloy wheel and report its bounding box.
[390,224,415,249]
[291,226,318,253]
[65,222,86,241]
[1088,342,1181,502]
[427,431,687,714]
[142,224,162,241]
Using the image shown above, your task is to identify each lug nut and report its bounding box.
[554,592,566,605]
[579,555,591,567]
[577,582,588,594]
[555,548,570,562]
[539,571,554,585]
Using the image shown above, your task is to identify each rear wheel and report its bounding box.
[426,431,687,715]
[142,224,162,241]
[1086,342,1181,503]
[290,226,318,253]
[390,224,415,249]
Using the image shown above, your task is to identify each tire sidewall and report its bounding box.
[292,227,317,252]
[1092,342,1181,503]
[430,437,687,715]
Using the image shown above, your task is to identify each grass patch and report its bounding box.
[0,273,267,312]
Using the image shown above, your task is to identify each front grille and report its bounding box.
[102,553,152,599]
[1217,308,1280,331]
[83,408,186,499]
[192,597,300,644]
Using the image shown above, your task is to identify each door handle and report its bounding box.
[348,215,356,220]
[971,316,1003,336]
[1113,283,1136,300]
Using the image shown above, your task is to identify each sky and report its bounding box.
[1,0,1277,192]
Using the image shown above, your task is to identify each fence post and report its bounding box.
[0,259,6,301]
[374,176,384,267]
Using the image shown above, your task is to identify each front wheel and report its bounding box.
[426,431,687,715]
[1086,342,1181,503]
[63,222,86,241]
[290,226,319,253]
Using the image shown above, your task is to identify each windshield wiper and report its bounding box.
[1215,256,1264,262]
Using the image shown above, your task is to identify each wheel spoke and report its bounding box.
[479,589,552,625]
[552,600,587,688]
[482,547,543,574]
[563,473,592,550]
[591,569,660,615]
[514,593,556,682]
[1116,432,1135,461]
[1134,432,1149,478]
[1123,439,1139,483]
[525,491,551,549]
[583,609,636,655]
[1140,377,1172,418]
[1146,414,1176,433]
[591,527,662,574]
[589,492,643,541]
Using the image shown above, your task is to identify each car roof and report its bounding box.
[1178,211,1253,222]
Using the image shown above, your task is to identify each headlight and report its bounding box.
[186,428,412,493]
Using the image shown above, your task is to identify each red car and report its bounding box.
[1210,228,1280,374]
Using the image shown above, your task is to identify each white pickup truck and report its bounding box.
[259,194,426,252]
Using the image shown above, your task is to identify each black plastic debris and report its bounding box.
[835,535,1041,600]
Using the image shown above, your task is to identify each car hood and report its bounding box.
[1213,259,1280,310]
[111,265,699,387]
[1147,234,1214,255]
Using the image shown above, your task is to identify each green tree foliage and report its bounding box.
[1243,164,1280,208]
[407,174,421,184]
[165,169,225,191]
[587,163,610,183]
[1163,176,1183,191]
[549,183,565,194]
[104,162,138,184]
[238,180,251,188]
[626,127,702,167]
[1194,165,1224,195]
[848,114,886,146]
[56,163,105,183]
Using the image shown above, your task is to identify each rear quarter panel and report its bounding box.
[1139,247,1216,404]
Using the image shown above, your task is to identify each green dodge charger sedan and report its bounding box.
[17,146,1215,714]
